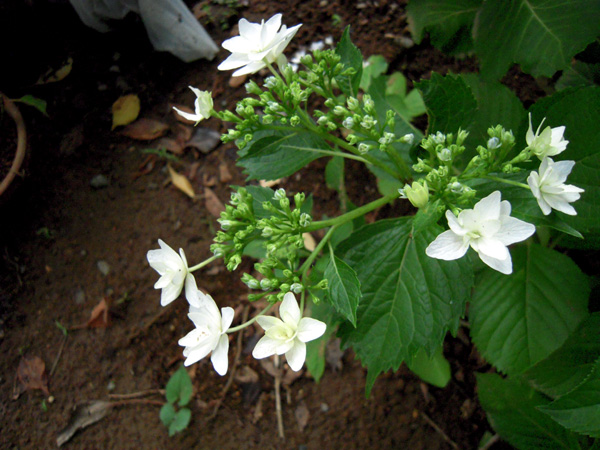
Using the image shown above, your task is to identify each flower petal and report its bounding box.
[473,237,509,261]
[252,335,281,359]
[220,307,235,332]
[285,340,306,372]
[184,273,198,306]
[280,292,301,326]
[211,334,229,376]
[257,315,283,330]
[160,282,183,306]
[496,217,536,246]
[425,230,469,260]
[473,191,502,221]
[478,251,513,275]
[297,317,326,342]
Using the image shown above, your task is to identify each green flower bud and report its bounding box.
[358,143,372,154]
[300,54,313,66]
[260,278,273,290]
[347,97,360,111]
[342,117,354,129]
[399,133,414,145]
[333,105,347,116]
[262,114,274,125]
[274,188,287,200]
[299,213,311,227]
[360,115,377,130]
[363,94,375,114]
[290,283,303,294]
[290,115,301,127]
[245,80,262,96]
[400,181,429,209]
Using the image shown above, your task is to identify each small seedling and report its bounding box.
[160,365,193,436]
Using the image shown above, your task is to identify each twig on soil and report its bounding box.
[110,399,164,407]
[108,389,165,400]
[274,354,285,439]
[127,303,174,341]
[419,410,459,449]
[49,333,68,377]
[208,305,249,421]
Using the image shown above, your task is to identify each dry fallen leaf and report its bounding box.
[87,298,110,328]
[204,187,225,217]
[295,401,310,432]
[168,165,196,199]
[235,366,260,384]
[119,118,169,140]
[13,356,50,399]
[36,57,73,85]
[303,232,316,251]
[218,162,233,183]
[56,400,114,447]
[171,123,193,144]
[155,137,184,155]
[259,179,282,188]
[185,128,221,154]
[111,94,140,130]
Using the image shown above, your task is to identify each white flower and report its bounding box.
[147,239,198,306]
[252,292,326,371]
[173,87,213,124]
[526,113,569,159]
[217,14,302,77]
[426,191,535,275]
[178,291,234,375]
[527,157,584,216]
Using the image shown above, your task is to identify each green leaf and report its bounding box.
[238,131,327,181]
[359,55,389,91]
[416,72,477,136]
[477,373,584,450]
[407,0,481,54]
[15,95,48,116]
[470,244,590,375]
[524,313,600,399]
[160,402,176,427]
[329,220,353,248]
[474,0,600,80]
[324,248,361,326]
[407,347,451,388]
[325,156,344,191]
[556,62,600,91]
[165,366,193,407]
[168,408,191,436]
[305,301,339,382]
[539,359,600,438]
[336,218,472,394]
[529,86,600,247]
[335,26,363,97]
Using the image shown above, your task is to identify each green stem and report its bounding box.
[303,192,397,233]
[300,225,338,276]
[386,148,412,180]
[483,175,530,190]
[284,145,370,163]
[188,254,220,272]
[227,304,273,333]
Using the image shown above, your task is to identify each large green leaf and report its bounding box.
[406,0,481,54]
[324,249,362,326]
[556,62,600,91]
[470,244,590,375]
[336,218,472,393]
[407,347,451,388]
[474,0,600,80]
[539,359,600,439]
[477,373,584,450]
[529,86,600,247]
[524,313,600,399]
[237,131,327,180]
[305,300,339,383]
[416,72,477,136]
[335,26,363,97]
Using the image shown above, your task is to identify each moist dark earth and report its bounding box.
[0,1,536,448]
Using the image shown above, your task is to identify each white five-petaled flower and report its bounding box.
[252,292,326,371]
[217,14,302,77]
[146,239,198,306]
[426,191,536,275]
[527,157,584,216]
[178,290,234,375]
[526,113,569,159]
[173,87,213,124]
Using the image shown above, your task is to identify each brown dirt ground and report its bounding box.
[0,1,518,449]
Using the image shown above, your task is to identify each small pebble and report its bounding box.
[90,175,109,189]
[107,380,116,391]
[73,287,86,305]
[320,402,329,412]
[97,260,110,276]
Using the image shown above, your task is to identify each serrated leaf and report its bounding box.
[407,347,451,388]
[335,26,363,97]
[359,55,389,91]
[477,373,583,450]
[238,132,327,181]
[524,313,600,399]
[538,359,600,438]
[470,244,590,375]
[165,366,193,406]
[169,408,191,436]
[111,94,140,130]
[336,218,472,394]
[407,0,481,54]
[325,156,344,191]
[416,72,477,136]
[324,249,361,326]
[159,402,176,426]
[556,62,600,91]
[305,301,339,382]
[474,0,600,80]
[529,86,600,247]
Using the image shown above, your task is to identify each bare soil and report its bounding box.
[0,1,514,449]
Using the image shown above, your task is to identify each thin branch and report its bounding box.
[419,411,459,449]
[108,389,164,400]
[274,355,285,439]
[49,334,68,377]
[479,433,500,450]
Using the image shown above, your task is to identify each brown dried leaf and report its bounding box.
[36,57,73,85]
[155,137,184,155]
[87,298,110,328]
[56,400,113,447]
[218,162,233,183]
[204,187,225,217]
[259,179,282,188]
[229,74,247,88]
[252,392,266,424]
[259,359,280,378]
[168,165,196,199]
[295,401,310,432]
[111,94,140,130]
[14,356,50,398]
[235,366,259,384]
[171,123,193,144]
[303,232,316,251]
[202,173,217,187]
[282,366,304,386]
[120,118,169,140]
[170,103,196,124]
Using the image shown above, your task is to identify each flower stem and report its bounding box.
[483,175,530,190]
[303,192,398,233]
[188,254,220,272]
[227,304,273,333]
[284,145,370,164]
[300,225,338,277]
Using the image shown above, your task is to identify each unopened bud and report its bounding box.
[401,181,429,209]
